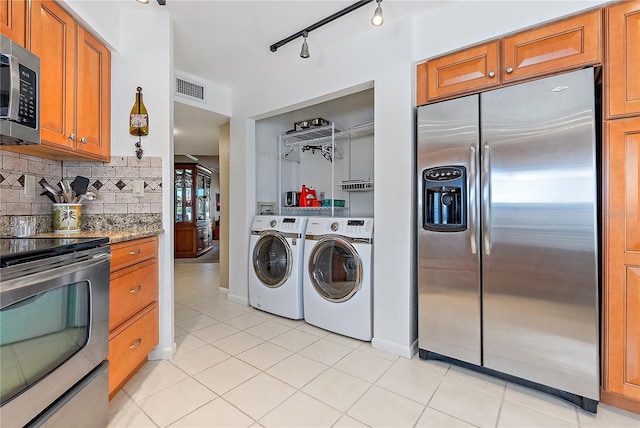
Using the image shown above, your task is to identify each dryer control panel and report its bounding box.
[307,218,373,239]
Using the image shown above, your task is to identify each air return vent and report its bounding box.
[175,76,206,102]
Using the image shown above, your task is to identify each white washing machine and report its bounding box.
[303,217,373,341]
[249,215,307,320]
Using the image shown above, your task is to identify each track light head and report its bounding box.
[371,0,384,27]
[300,31,310,59]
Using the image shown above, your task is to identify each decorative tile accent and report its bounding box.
[93,180,103,191]
[0,173,4,184]
[116,179,126,190]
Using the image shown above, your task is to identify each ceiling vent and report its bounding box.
[175,75,206,103]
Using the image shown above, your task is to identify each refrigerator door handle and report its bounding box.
[469,146,477,254]
[482,143,491,255]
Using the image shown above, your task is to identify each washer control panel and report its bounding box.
[307,218,373,239]
[251,216,307,233]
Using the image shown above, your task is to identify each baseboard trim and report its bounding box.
[371,337,418,359]
[601,390,640,415]
[148,342,176,360]
[218,287,229,295]
[227,293,249,306]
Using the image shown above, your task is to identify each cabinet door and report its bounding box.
[426,41,500,101]
[76,25,110,161]
[606,1,640,119]
[603,118,640,413]
[1,0,27,47]
[502,9,601,83]
[30,0,75,150]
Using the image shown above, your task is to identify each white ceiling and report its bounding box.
[144,1,449,156]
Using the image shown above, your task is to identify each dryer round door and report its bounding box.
[308,236,362,302]
[253,232,292,288]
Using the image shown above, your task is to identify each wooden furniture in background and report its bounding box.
[175,163,213,258]
[108,236,159,399]
[602,0,640,414]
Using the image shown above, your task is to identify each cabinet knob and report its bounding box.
[129,249,142,255]
[129,285,142,294]
[68,134,76,140]
[80,137,88,144]
[488,71,495,78]
[505,67,514,74]
[129,338,142,349]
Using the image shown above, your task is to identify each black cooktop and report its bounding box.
[0,237,109,267]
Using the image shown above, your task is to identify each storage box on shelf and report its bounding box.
[277,122,374,216]
[417,9,602,105]
[108,236,159,399]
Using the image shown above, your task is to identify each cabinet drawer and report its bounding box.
[110,236,157,271]
[109,259,158,330]
[108,303,158,398]
[502,9,601,83]
[426,41,500,101]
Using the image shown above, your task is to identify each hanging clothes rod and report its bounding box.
[269,0,374,52]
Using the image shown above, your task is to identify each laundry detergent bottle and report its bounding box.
[300,185,317,207]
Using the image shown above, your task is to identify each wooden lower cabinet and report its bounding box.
[175,221,212,258]
[108,236,159,399]
[602,118,640,414]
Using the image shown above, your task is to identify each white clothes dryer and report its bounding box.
[249,215,307,319]
[303,217,374,340]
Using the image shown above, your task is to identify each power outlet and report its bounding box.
[133,179,145,197]
[24,175,36,195]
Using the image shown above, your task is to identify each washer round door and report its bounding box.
[253,232,292,288]
[308,236,362,302]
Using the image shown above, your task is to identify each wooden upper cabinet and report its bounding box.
[502,9,602,83]
[0,0,27,47]
[76,25,110,159]
[602,117,640,413]
[31,0,75,150]
[425,41,500,102]
[606,0,640,119]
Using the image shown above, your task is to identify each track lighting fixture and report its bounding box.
[300,31,310,59]
[371,0,383,27]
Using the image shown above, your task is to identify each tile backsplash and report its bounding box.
[0,151,163,235]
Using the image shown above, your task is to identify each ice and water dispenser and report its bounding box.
[422,166,466,232]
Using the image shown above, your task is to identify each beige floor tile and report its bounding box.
[333,415,369,427]
[174,333,208,356]
[415,408,475,427]
[171,344,231,375]
[106,404,157,428]
[396,354,451,377]
[137,377,217,427]
[226,313,270,330]
[302,367,371,412]
[236,342,293,370]
[270,315,305,328]
[175,314,218,332]
[266,354,328,389]
[269,329,320,352]
[375,361,443,404]
[107,389,133,415]
[174,325,188,337]
[244,320,292,341]
[298,338,354,366]
[498,400,578,427]
[428,380,502,428]
[122,360,189,402]
[296,322,331,337]
[357,342,400,362]
[334,349,393,383]
[504,382,578,424]
[169,398,254,427]
[189,301,223,314]
[191,321,240,343]
[578,403,640,427]
[213,331,265,355]
[174,306,200,321]
[194,357,260,395]
[207,305,248,321]
[325,332,365,349]
[223,373,296,419]
[445,364,506,397]
[259,391,342,428]
[347,385,425,428]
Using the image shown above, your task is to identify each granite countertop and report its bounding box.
[35,228,164,244]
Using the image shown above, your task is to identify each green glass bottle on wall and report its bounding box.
[129,87,149,136]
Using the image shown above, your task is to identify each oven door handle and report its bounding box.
[0,253,111,308]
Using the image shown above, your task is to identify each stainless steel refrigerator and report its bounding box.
[417,68,599,411]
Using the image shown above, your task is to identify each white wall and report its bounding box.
[228,0,609,358]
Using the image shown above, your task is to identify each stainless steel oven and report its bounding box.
[0,237,110,428]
